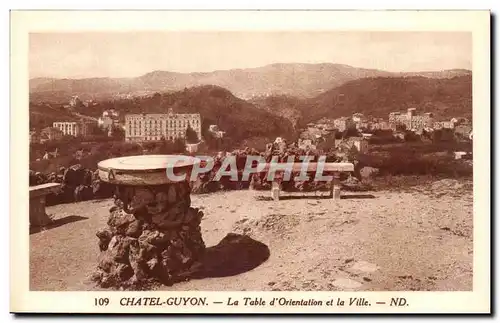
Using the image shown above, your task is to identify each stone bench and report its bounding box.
[255,162,354,201]
[29,183,61,227]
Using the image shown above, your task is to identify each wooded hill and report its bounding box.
[30,85,296,145]
[298,75,472,125]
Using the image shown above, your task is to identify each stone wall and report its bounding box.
[92,181,205,289]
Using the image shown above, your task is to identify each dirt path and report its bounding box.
[30,180,473,291]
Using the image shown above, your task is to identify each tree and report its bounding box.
[317,135,337,152]
[150,139,174,154]
[342,127,359,139]
[110,126,125,140]
[404,130,421,142]
[433,128,455,143]
[185,124,199,144]
[152,92,162,106]
[89,124,106,136]
[395,123,407,132]
[173,138,186,153]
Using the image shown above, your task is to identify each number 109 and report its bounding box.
[95,298,110,306]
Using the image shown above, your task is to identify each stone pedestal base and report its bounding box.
[29,183,61,227]
[92,181,205,289]
[29,196,52,227]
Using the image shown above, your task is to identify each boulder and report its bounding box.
[74,185,93,202]
[63,164,86,187]
[92,180,115,199]
[360,167,379,179]
[83,169,93,186]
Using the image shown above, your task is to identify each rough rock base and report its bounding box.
[91,181,205,289]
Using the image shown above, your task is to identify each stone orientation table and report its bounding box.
[92,155,206,289]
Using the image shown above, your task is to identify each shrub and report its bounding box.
[357,147,472,178]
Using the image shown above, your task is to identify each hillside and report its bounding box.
[30,85,296,145]
[29,63,472,102]
[30,75,473,139]
[249,95,306,128]
[158,85,296,143]
[299,75,472,125]
[29,103,83,130]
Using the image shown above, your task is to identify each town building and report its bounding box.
[297,138,317,150]
[300,126,323,140]
[29,131,41,144]
[433,120,455,129]
[452,117,470,126]
[454,151,468,160]
[454,124,473,140]
[356,121,369,130]
[98,109,121,136]
[97,109,120,128]
[208,124,226,139]
[368,119,391,131]
[83,99,97,108]
[388,112,404,128]
[333,117,356,132]
[125,110,202,142]
[69,95,82,108]
[43,148,59,160]
[53,120,96,137]
[393,132,406,140]
[40,127,64,142]
[335,137,369,154]
[352,113,365,123]
[314,118,335,131]
[185,143,200,154]
[388,108,434,132]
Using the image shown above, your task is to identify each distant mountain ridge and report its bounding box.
[29,63,472,102]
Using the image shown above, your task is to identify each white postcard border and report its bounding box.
[10,10,491,314]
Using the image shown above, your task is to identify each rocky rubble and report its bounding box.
[428,179,470,196]
[209,142,360,193]
[30,165,115,206]
[32,139,366,206]
[91,181,206,289]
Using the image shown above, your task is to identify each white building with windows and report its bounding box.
[53,120,95,137]
[125,110,202,142]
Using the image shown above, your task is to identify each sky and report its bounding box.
[29,31,472,79]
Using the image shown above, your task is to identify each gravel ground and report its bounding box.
[30,179,473,291]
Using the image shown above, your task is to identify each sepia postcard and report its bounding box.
[10,10,490,314]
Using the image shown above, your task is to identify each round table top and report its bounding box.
[98,154,201,172]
